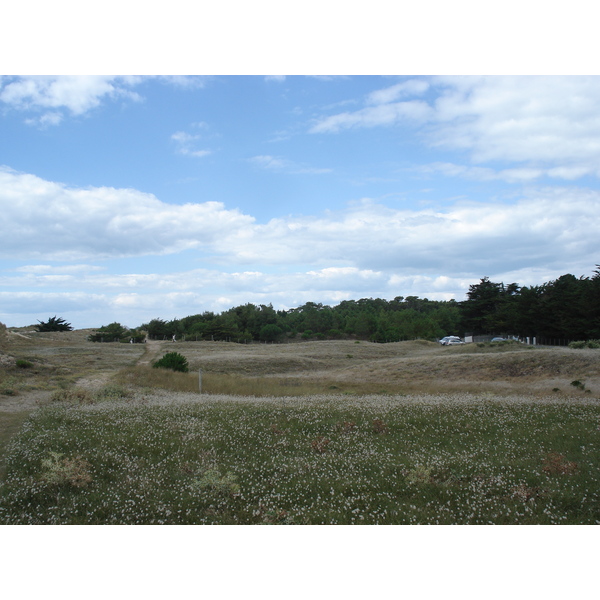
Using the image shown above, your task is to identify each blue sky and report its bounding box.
[2,73,600,328]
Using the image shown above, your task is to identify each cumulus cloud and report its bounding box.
[429,76,600,166]
[2,166,599,327]
[0,167,253,260]
[2,167,598,279]
[3,166,598,271]
[210,190,600,279]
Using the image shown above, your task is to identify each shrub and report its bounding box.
[16,359,33,369]
[152,352,189,373]
[569,339,600,349]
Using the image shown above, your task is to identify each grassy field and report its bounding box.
[1,328,600,524]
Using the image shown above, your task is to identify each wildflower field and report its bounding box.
[1,390,599,525]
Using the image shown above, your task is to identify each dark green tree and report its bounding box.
[259,323,284,342]
[35,316,73,332]
[88,322,132,342]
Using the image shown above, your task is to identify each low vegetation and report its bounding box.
[1,328,599,524]
[1,394,598,524]
[152,352,189,373]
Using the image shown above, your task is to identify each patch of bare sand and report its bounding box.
[0,390,52,413]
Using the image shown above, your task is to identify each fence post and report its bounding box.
[198,369,202,394]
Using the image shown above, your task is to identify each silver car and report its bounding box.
[439,336,461,346]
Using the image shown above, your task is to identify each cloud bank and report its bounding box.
[2,166,598,275]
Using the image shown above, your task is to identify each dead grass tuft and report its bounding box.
[51,388,96,404]
[372,418,388,434]
[40,451,93,487]
[542,452,578,475]
[311,436,331,453]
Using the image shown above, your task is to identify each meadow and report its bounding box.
[1,328,599,524]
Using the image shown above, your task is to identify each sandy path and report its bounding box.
[137,339,166,366]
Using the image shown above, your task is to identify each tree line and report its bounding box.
[83,267,600,344]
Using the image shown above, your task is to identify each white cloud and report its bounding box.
[310,76,600,182]
[171,128,212,157]
[429,76,600,167]
[2,167,599,327]
[3,167,598,278]
[0,76,144,125]
[0,167,253,260]
[248,155,331,174]
[310,100,432,133]
[0,76,210,127]
[366,79,430,105]
[209,189,600,279]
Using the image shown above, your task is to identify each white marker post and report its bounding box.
[198,369,202,394]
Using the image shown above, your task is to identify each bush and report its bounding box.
[152,352,189,373]
[88,322,131,343]
[569,339,600,349]
[16,359,33,369]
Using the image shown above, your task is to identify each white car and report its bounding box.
[439,336,462,346]
[446,339,465,346]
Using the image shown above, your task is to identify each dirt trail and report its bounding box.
[74,340,166,390]
[137,339,166,366]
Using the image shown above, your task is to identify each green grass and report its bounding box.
[0,411,32,480]
[1,394,599,524]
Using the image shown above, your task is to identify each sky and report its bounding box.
[2,74,600,328]
[1,3,599,330]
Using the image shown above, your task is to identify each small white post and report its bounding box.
[198,369,202,394]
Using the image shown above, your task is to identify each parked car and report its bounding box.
[491,337,507,342]
[446,339,465,346]
[439,336,462,346]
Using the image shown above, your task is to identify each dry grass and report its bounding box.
[162,339,600,398]
[2,329,600,401]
